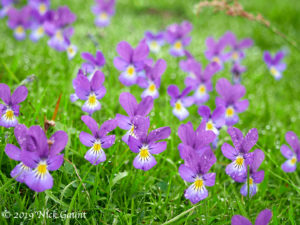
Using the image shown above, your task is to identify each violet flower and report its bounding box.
[179,146,216,204]
[144,31,165,53]
[74,70,106,115]
[137,59,167,99]
[221,127,257,182]
[226,31,253,62]
[240,149,265,197]
[29,9,51,42]
[66,41,77,60]
[179,56,201,79]
[0,84,28,128]
[165,21,192,57]
[185,62,220,105]
[263,51,286,80]
[177,121,216,156]
[167,85,194,121]
[231,209,272,225]
[113,40,151,86]
[215,78,249,126]
[81,50,106,77]
[0,0,13,18]
[4,124,32,183]
[128,117,171,171]
[44,6,76,51]
[29,0,50,16]
[280,131,300,172]
[7,6,32,40]
[92,0,115,27]
[20,125,68,192]
[116,92,153,144]
[231,63,246,84]
[205,34,231,68]
[198,105,225,149]
[79,115,117,165]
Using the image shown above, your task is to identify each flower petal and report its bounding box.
[231,215,252,225]
[133,154,157,171]
[203,172,216,187]
[0,83,11,104]
[11,85,28,105]
[148,127,171,143]
[81,115,99,136]
[178,164,195,182]
[119,92,138,117]
[5,144,21,161]
[285,131,300,151]
[255,209,272,225]
[79,132,96,147]
[25,170,53,192]
[47,154,64,171]
[49,131,68,155]
[149,141,167,154]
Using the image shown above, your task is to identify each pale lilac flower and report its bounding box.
[231,209,272,225]
[29,0,50,16]
[231,63,246,84]
[92,0,115,27]
[0,0,13,18]
[263,51,286,80]
[144,31,165,53]
[81,51,106,77]
[280,131,300,172]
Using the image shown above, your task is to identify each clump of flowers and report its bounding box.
[72,70,106,115]
[137,59,167,99]
[144,31,165,54]
[79,116,117,165]
[0,83,28,128]
[116,92,153,144]
[231,209,272,225]
[127,116,171,171]
[167,85,194,121]
[165,21,192,57]
[185,62,220,105]
[263,51,286,80]
[280,131,299,172]
[113,40,152,86]
[92,0,115,27]
[215,78,249,126]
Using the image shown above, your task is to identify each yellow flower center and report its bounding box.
[291,157,297,165]
[226,107,234,117]
[88,94,97,105]
[175,102,182,110]
[99,12,108,20]
[212,56,220,64]
[16,26,24,34]
[129,125,136,137]
[249,177,253,185]
[232,51,239,60]
[150,41,158,49]
[174,41,182,50]
[198,85,206,94]
[127,66,135,76]
[270,67,278,76]
[36,162,47,176]
[194,178,204,191]
[5,109,14,120]
[67,46,74,54]
[235,156,244,166]
[37,26,44,35]
[93,143,102,152]
[55,31,63,41]
[139,147,150,160]
[39,3,46,14]
[149,83,156,92]
[206,121,214,131]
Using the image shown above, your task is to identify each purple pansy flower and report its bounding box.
[137,59,167,99]
[221,127,257,182]
[177,121,216,156]
[5,124,32,183]
[185,62,220,105]
[226,31,253,62]
[79,116,117,165]
[66,42,77,60]
[240,149,265,197]
[113,41,151,86]
[280,131,300,172]
[167,85,194,121]
[70,69,85,103]
[116,92,153,144]
[231,63,246,84]
[81,51,106,77]
[20,125,68,192]
[205,34,231,68]
[165,21,192,57]
[198,105,225,149]
[74,70,106,115]
[29,9,52,42]
[144,31,165,53]
[92,0,115,27]
[0,84,28,128]
[29,0,50,16]
[179,56,201,79]
[7,6,32,40]
[0,0,13,18]
[44,6,76,51]
[216,78,249,126]
[128,117,171,171]
[263,51,286,80]
[179,146,216,204]
[231,209,272,225]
